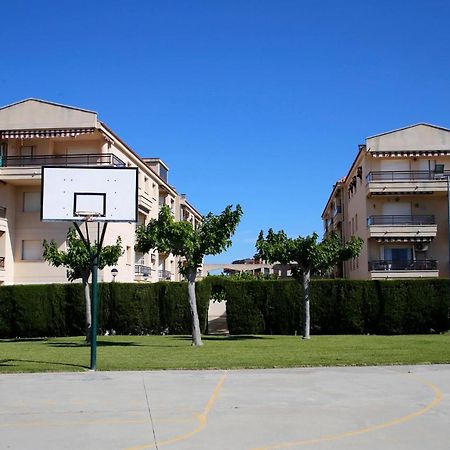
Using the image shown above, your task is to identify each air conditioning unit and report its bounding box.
[415,243,429,252]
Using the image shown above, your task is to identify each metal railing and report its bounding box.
[366,170,450,182]
[135,264,151,276]
[367,215,435,226]
[158,269,172,280]
[368,259,437,271]
[0,257,4,269]
[0,206,6,218]
[0,153,125,167]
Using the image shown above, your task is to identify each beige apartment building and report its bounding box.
[322,123,450,279]
[0,99,202,285]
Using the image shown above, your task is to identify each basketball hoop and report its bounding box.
[74,211,102,222]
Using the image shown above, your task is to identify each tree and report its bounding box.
[135,204,243,346]
[255,230,363,339]
[43,228,123,342]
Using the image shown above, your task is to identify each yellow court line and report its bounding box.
[124,372,228,450]
[251,374,443,450]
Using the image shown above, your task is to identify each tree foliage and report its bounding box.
[135,204,243,346]
[255,230,363,277]
[43,228,123,281]
[255,229,363,339]
[136,204,243,275]
[43,228,123,341]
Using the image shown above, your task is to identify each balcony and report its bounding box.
[0,153,126,184]
[333,205,342,216]
[135,264,151,277]
[1,153,125,167]
[138,194,153,214]
[366,170,450,195]
[369,259,438,279]
[367,215,437,240]
[158,269,172,280]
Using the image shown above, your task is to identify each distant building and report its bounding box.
[0,99,202,285]
[322,123,450,279]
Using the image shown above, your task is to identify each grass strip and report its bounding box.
[1,334,450,373]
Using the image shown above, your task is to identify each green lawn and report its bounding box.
[1,334,450,373]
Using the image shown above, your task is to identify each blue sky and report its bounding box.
[2,0,450,262]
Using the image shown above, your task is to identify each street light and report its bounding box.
[111,267,118,282]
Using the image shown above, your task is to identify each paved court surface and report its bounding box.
[1,365,449,450]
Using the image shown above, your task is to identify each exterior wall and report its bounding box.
[343,151,368,279]
[323,124,450,280]
[0,99,97,130]
[0,99,202,285]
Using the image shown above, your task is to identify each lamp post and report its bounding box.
[111,267,118,282]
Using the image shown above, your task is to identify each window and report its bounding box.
[355,214,358,232]
[126,246,132,265]
[22,240,43,260]
[23,192,41,212]
[159,166,168,182]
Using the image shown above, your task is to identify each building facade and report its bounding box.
[322,123,450,279]
[0,99,202,285]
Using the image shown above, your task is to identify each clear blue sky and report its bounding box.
[2,0,450,262]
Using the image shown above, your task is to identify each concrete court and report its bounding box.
[0,365,449,450]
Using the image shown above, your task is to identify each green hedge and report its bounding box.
[207,278,450,335]
[0,279,448,338]
[0,281,210,338]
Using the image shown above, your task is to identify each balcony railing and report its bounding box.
[0,153,125,167]
[158,269,172,280]
[369,259,437,271]
[366,170,450,182]
[0,206,6,218]
[135,264,151,276]
[0,257,4,269]
[367,215,435,226]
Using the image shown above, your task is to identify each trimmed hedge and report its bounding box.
[0,278,448,338]
[206,278,450,336]
[0,281,210,338]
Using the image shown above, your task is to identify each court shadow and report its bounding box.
[0,358,88,370]
[48,341,141,348]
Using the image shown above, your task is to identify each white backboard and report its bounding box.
[41,166,138,222]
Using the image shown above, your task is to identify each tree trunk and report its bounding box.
[187,267,203,347]
[83,275,92,343]
[302,269,311,340]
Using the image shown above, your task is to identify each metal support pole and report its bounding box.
[90,254,98,370]
[90,222,107,371]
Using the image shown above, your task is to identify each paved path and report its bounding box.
[1,365,449,449]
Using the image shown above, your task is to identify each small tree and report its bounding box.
[256,230,363,339]
[136,204,243,346]
[43,228,123,342]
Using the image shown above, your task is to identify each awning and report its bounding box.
[0,128,96,139]
[374,237,433,243]
[371,150,450,158]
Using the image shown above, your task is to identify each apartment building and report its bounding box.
[0,99,202,285]
[322,123,450,279]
